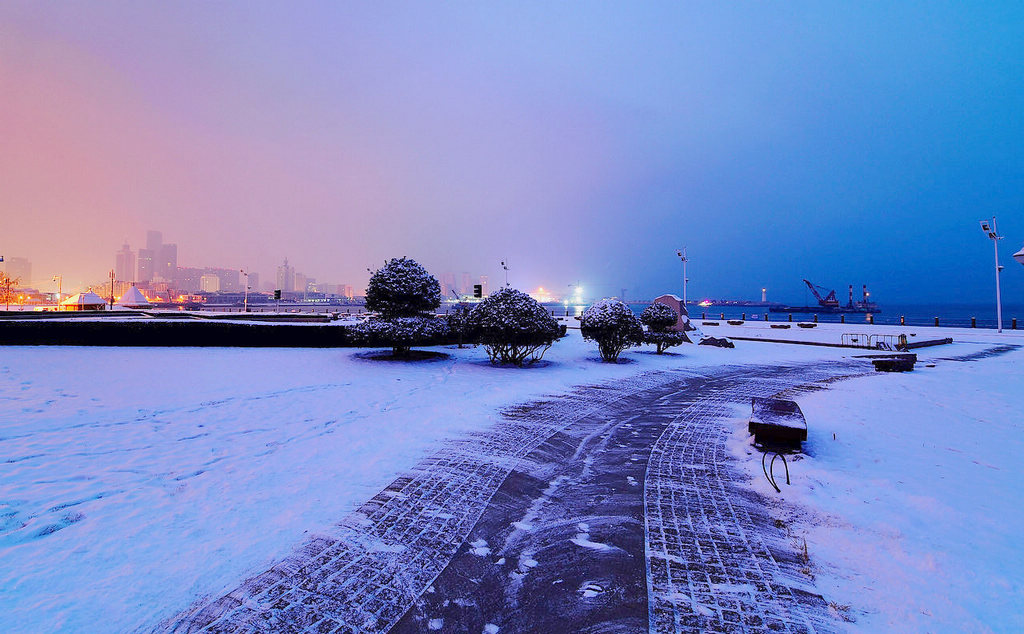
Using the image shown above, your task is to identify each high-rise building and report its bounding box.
[115,243,136,283]
[146,230,163,252]
[247,272,259,292]
[138,249,155,282]
[4,257,31,285]
[479,275,489,297]
[441,272,456,299]
[460,272,472,296]
[276,259,295,292]
[157,244,177,280]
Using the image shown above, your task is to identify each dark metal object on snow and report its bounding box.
[749,397,807,449]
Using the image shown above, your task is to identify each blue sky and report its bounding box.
[2,1,1022,303]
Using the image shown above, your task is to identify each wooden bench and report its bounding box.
[748,397,807,449]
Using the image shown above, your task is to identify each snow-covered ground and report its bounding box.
[1,328,1019,632]
[730,338,1024,631]
[0,332,849,632]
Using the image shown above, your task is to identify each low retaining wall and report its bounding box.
[0,321,354,347]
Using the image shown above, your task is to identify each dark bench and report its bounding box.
[748,397,807,449]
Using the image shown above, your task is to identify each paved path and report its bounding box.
[164,359,871,633]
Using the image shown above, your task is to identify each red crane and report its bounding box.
[802,279,840,308]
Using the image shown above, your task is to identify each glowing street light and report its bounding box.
[676,248,689,306]
[979,218,1004,333]
[240,269,250,312]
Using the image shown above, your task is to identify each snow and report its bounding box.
[728,338,1024,631]
[2,325,1019,631]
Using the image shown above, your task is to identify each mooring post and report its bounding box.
[934,316,939,327]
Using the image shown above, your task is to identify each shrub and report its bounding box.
[641,302,686,354]
[362,257,442,355]
[640,302,678,331]
[580,299,644,362]
[469,288,560,365]
[348,316,449,355]
[446,302,475,348]
[365,257,441,319]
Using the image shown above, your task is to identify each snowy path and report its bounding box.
[165,360,872,633]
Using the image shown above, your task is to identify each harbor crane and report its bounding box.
[802,279,840,308]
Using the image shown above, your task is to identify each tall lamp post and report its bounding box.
[676,248,689,306]
[241,269,249,312]
[979,218,1004,333]
[52,275,62,307]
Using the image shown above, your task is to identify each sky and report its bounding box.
[1,1,1022,303]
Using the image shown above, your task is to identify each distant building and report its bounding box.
[157,244,177,280]
[115,243,136,283]
[175,267,204,293]
[146,230,163,252]
[276,259,295,292]
[138,249,155,282]
[441,272,456,299]
[460,272,472,296]
[479,275,489,297]
[294,272,308,296]
[4,257,31,285]
[247,272,259,292]
[200,274,221,293]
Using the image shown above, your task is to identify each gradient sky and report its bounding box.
[2,1,1022,303]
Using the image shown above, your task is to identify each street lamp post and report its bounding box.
[241,269,249,312]
[52,275,62,307]
[676,248,689,306]
[979,218,1004,333]
[501,259,510,288]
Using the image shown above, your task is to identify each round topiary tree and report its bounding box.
[580,298,644,362]
[641,301,686,354]
[469,287,560,365]
[365,257,441,318]
[359,257,443,355]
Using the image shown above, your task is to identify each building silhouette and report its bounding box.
[115,243,136,283]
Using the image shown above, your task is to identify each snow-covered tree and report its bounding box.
[446,302,475,348]
[364,257,441,319]
[641,302,686,354]
[348,316,449,355]
[580,299,644,362]
[641,302,677,331]
[469,288,560,365]
[360,257,443,355]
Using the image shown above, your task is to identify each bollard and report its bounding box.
[788,313,793,322]
[840,314,845,324]
[900,315,905,326]
[720,312,725,320]
[742,312,746,320]
[764,313,768,321]
[934,316,939,326]
[868,314,874,325]
[1012,318,1017,330]
[813,314,818,323]
[971,316,976,328]
[702,312,706,319]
